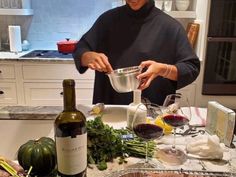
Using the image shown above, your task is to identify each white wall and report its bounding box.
[0,0,115,50]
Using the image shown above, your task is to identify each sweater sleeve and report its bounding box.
[73,39,90,74]
[73,13,107,74]
[174,26,200,89]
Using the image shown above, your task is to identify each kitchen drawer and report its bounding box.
[24,82,93,106]
[0,82,17,104]
[22,64,94,80]
[0,64,15,79]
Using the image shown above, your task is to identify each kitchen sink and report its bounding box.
[79,104,127,129]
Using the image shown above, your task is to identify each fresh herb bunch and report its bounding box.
[87,116,124,170]
[86,116,156,170]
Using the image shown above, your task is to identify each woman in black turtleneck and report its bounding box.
[73,0,200,105]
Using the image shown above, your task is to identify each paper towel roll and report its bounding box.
[9,25,22,53]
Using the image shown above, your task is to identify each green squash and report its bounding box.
[17,137,56,176]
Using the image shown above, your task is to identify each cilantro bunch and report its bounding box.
[87,116,156,170]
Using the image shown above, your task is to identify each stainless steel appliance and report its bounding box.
[202,0,236,95]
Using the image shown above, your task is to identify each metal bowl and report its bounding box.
[107,66,141,93]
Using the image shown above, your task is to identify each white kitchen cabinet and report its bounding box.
[0,64,15,79]
[24,81,93,106]
[0,64,18,105]
[22,63,94,106]
[0,61,95,106]
[0,82,17,104]
[22,64,92,80]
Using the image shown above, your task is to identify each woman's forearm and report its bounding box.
[161,64,178,81]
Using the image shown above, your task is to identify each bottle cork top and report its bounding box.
[63,79,75,87]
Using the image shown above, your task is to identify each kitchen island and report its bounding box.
[0,105,235,176]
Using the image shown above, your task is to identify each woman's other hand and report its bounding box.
[81,51,113,73]
[137,60,177,90]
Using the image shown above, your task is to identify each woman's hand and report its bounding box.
[81,51,113,73]
[137,60,177,90]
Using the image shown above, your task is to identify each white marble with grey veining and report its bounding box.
[0,51,74,63]
[0,106,62,120]
[0,57,74,63]
[0,104,91,120]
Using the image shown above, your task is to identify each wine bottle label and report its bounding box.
[56,133,87,175]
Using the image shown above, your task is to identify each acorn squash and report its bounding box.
[17,137,56,176]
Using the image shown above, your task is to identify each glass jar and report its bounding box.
[10,0,20,8]
[2,0,10,8]
[164,0,173,12]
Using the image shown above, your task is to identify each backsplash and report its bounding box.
[0,0,116,50]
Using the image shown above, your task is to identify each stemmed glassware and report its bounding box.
[131,103,163,168]
[157,93,191,165]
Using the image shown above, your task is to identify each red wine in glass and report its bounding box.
[163,114,189,128]
[133,123,163,140]
[131,103,164,168]
[157,93,191,165]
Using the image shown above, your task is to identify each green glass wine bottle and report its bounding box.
[54,79,87,177]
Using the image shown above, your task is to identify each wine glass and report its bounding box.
[157,93,191,165]
[132,103,164,168]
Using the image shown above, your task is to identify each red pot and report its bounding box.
[57,38,78,54]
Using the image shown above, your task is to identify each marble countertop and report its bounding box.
[0,104,92,120]
[0,51,30,59]
[0,57,75,63]
[0,50,74,63]
[0,106,62,120]
[0,105,207,127]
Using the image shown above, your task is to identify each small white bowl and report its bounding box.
[175,0,190,11]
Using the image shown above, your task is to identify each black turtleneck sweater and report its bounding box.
[73,0,200,105]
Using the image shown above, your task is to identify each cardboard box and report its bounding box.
[206,101,235,147]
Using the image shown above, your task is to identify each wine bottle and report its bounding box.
[55,79,87,177]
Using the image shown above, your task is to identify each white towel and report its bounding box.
[188,107,207,126]
[186,134,224,159]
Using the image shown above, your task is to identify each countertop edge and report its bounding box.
[0,105,128,120]
[0,57,75,63]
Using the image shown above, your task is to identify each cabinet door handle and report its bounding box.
[60,92,63,95]
[0,70,2,73]
[0,91,4,94]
